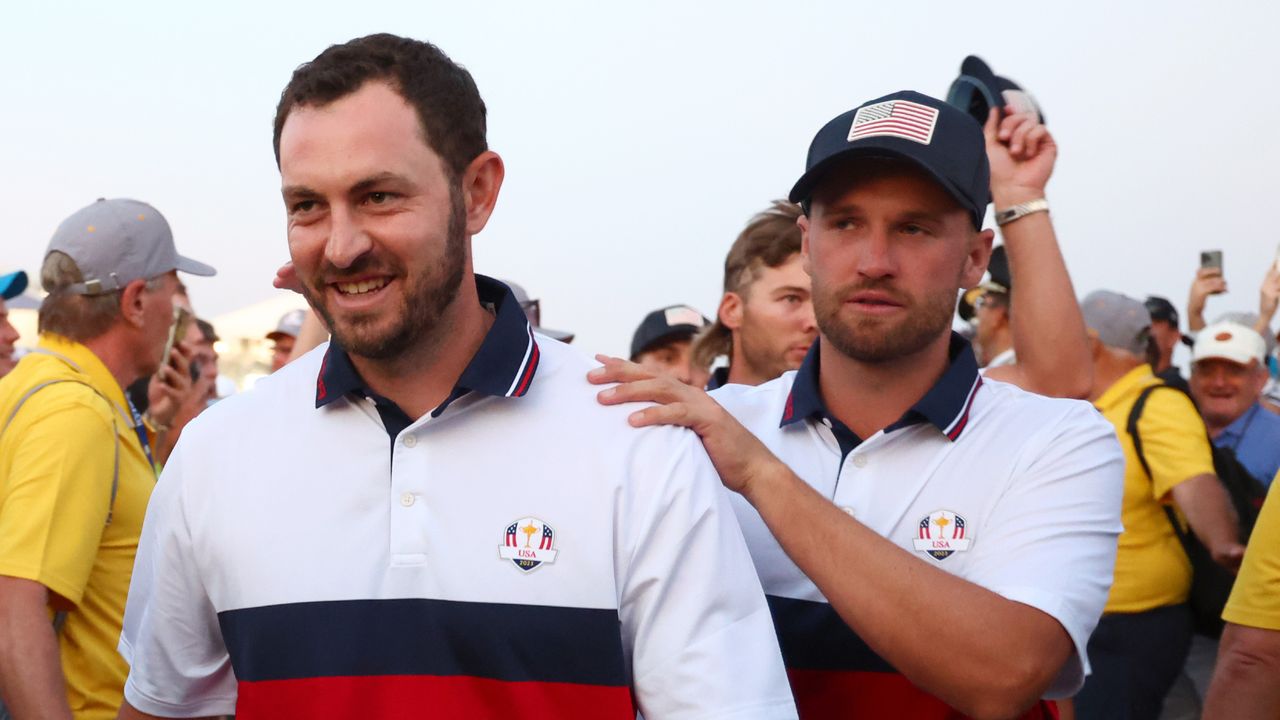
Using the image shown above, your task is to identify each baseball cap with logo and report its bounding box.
[1080,290,1152,357]
[45,198,215,295]
[946,55,1046,128]
[0,271,27,301]
[266,308,308,342]
[788,90,990,229]
[1193,321,1266,366]
[630,305,709,361]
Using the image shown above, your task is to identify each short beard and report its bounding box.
[302,184,467,361]
[739,315,800,383]
[814,279,957,363]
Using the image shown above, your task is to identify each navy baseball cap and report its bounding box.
[946,55,1045,128]
[0,271,27,301]
[630,305,709,360]
[788,90,991,229]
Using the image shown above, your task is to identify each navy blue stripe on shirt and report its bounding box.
[218,598,628,687]
[767,594,895,674]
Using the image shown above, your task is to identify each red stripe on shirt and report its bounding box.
[787,669,1058,720]
[514,340,540,397]
[235,674,636,720]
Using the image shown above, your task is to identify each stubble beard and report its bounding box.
[814,279,957,364]
[302,185,468,362]
[739,311,806,383]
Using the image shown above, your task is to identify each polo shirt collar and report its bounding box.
[780,332,983,441]
[35,333,130,414]
[1092,364,1155,414]
[1219,402,1263,443]
[315,274,541,415]
[705,366,730,391]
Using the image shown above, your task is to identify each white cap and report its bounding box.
[1192,321,1266,366]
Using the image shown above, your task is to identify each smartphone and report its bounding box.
[161,306,193,369]
[1200,250,1223,272]
[1273,243,1280,273]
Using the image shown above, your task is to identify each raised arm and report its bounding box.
[980,109,1091,399]
[1187,267,1227,333]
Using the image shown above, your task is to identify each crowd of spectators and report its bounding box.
[1,33,1280,720]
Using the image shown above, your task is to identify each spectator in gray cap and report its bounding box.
[266,308,307,372]
[0,271,27,378]
[1076,289,1245,719]
[0,198,214,718]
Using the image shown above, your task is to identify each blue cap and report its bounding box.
[946,55,1046,129]
[0,271,27,301]
[788,90,991,229]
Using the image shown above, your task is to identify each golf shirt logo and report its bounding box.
[499,517,558,572]
[913,510,972,561]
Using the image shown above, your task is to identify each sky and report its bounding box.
[3,0,1278,362]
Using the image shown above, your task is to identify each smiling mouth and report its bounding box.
[333,278,390,296]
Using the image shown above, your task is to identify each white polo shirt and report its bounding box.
[711,336,1123,718]
[120,276,796,720]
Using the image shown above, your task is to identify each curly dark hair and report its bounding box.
[272,33,488,180]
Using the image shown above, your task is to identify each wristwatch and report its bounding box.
[994,198,1049,227]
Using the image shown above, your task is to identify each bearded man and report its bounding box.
[116,34,795,720]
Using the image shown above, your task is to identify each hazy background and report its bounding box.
[3,0,1277,362]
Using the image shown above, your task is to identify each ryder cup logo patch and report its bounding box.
[913,510,972,561]
[499,517,558,572]
[848,99,939,146]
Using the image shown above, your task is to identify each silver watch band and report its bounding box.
[994,198,1049,226]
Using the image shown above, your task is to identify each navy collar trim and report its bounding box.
[780,332,983,442]
[315,275,541,413]
[705,366,730,391]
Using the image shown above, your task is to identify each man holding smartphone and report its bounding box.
[0,199,214,719]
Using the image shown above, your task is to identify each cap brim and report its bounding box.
[266,331,296,341]
[959,56,1004,109]
[176,255,217,277]
[789,146,984,228]
[0,271,28,301]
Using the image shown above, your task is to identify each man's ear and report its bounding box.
[1086,330,1104,360]
[461,150,505,236]
[119,279,150,329]
[719,292,744,331]
[797,214,813,277]
[961,228,996,289]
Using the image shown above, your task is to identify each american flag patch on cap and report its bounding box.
[848,99,939,145]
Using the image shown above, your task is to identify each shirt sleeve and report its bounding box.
[1137,389,1216,499]
[0,398,115,605]
[119,444,238,717]
[616,426,797,720]
[1223,476,1280,630]
[966,403,1126,698]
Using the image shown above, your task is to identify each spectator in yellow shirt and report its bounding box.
[1075,290,1244,720]
[1203,471,1280,719]
[0,199,214,720]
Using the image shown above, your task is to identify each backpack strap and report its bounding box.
[1,379,121,525]
[1125,383,1196,550]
